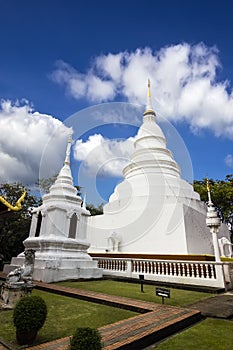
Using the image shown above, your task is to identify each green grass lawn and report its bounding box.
[153,318,233,350]
[57,280,213,307]
[0,289,137,349]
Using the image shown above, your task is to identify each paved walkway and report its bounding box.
[0,346,8,350]
[188,294,233,319]
[0,340,12,350]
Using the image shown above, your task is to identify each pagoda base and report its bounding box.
[4,255,103,283]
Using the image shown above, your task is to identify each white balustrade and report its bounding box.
[94,257,233,289]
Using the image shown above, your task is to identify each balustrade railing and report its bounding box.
[131,259,217,279]
[97,258,127,271]
[94,257,230,289]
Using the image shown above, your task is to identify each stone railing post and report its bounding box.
[214,263,226,290]
[126,259,132,278]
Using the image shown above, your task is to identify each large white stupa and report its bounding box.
[87,81,229,255]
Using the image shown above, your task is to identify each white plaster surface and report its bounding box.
[87,103,230,255]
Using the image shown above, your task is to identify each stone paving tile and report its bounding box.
[189,294,233,318]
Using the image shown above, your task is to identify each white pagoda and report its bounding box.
[6,137,102,282]
[87,81,230,255]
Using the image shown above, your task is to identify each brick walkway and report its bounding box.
[0,273,201,350]
[0,345,8,350]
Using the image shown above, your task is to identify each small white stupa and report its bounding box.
[87,81,230,255]
[7,136,102,282]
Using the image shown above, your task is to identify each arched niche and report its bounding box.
[35,211,42,237]
[69,213,78,239]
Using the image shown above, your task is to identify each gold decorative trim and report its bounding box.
[0,191,26,211]
[143,109,156,116]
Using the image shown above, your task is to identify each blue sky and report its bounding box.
[0,0,233,204]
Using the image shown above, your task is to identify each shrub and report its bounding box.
[69,327,102,350]
[13,295,47,333]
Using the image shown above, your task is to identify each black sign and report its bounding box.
[156,287,170,299]
[139,274,144,292]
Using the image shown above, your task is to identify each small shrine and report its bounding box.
[4,137,102,283]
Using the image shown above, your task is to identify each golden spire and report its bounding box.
[206,177,212,204]
[148,79,151,98]
[143,79,155,116]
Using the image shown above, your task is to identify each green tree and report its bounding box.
[86,203,104,216]
[37,174,58,194]
[0,183,39,263]
[193,174,233,240]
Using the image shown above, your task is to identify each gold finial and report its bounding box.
[206,177,212,204]
[206,177,210,192]
[147,79,151,98]
[143,79,155,117]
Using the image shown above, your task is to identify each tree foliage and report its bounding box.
[13,295,47,332]
[69,327,102,350]
[0,183,39,262]
[193,174,233,239]
[36,174,58,194]
[86,203,104,216]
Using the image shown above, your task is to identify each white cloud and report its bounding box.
[51,60,116,102]
[51,43,233,139]
[73,134,135,177]
[224,154,233,168]
[86,75,116,102]
[95,52,123,81]
[0,99,71,185]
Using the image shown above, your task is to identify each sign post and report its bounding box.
[156,287,170,304]
[139,274,144,293]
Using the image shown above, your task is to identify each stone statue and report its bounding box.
[6,249,35,285]
[108,232,121,252]
[218,237,233,258]
[1,249,35,309]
